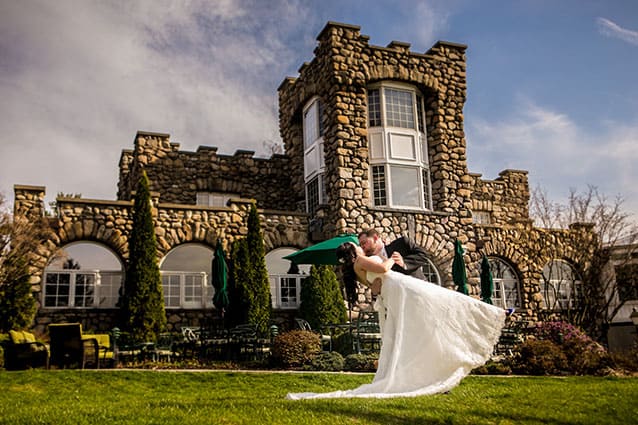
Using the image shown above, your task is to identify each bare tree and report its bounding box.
[530,185,638,342]
[0,194,54,331]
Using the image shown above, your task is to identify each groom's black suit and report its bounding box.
[385,236,429,280]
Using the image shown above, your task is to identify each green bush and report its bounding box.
[272,330,320,368]
[298,265,347,331]
[0,334,7,369]
[331,330,355,356]
[472,359,512,375]
[344,353,378,372]
[511,339,568,375]
[308,352,344,371]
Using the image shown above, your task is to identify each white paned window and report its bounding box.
[421,258,441,286]
[161,271,210,309]
[389,166,421,208]
[367,83,431,210]
[385,88,415,128]
[488,257,522,310]
[542,260,583,310]
[196,192,236,207]
[372,165,387,206]
[303,97,326,216]
[265,248,311,309]
[43,270,122,309]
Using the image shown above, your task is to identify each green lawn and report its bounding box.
[0,370,636,424]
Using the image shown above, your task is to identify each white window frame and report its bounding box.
[161,271,211,309]
[42,270,122,309]
[196,192,237,207]
[421,258,441,286]
[270,275,306,309]
[367,82,431,210]
[487,257,522,310]
[541,260,583,310]
[303,97,326,214]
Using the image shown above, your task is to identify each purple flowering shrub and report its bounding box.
[514,321,610,375]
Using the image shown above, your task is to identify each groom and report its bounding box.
[358,229,429,281]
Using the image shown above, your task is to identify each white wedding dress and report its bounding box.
[287,257,506,400]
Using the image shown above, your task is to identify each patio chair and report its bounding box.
[354,311,381,354]
[48,323,99,369]
[229,324,259,361]
[149,333,178,362]
[4,330,49,370]
[83,333,115,368]
[200,328,230,360]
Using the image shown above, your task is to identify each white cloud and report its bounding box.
[596,17,638,46]
[0,0,311,207]
[466,100,638,221]
[410,2,450,48]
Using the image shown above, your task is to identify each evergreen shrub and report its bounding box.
[308,351,344,371]
[298,265,347,331]
[344,353,378,372]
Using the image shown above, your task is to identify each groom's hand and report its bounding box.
[391,252,405,269]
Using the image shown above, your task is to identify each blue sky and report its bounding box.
[1,0,637,222]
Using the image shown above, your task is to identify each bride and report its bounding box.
[287,242,506,400]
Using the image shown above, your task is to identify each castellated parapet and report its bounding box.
[117,131,294,211]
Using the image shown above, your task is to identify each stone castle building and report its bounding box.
[14,22,599,336]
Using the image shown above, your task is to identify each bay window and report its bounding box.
[367,83,432,210]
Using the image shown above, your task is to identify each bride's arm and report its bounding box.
[356,255,395,274]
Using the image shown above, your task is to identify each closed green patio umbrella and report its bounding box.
[212,240,230,315]
[480,254,493,304]
[452,239,468,295]
[283,234,359,265]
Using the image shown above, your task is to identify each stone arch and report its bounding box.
[365,65,440,94]
[57,222,129,261]
[42,241,125,310]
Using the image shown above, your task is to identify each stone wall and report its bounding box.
[14,185,309,335]
[117,131,295,211]
[469,170,530,226]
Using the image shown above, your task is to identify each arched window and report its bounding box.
[43,242,123,309]
[367,82,432,210]
[303,97,325,217]
[487,257,522,309]
[160,243,214,309]
[421,258,441,286]
[542,260,583,310]
[266,248,311,309]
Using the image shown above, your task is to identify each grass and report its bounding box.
[0,370,636,424]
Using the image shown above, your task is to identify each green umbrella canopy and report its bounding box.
[480,254,494,304]
[283,234,359,265]
[212,241,229,310]
[452,239,468,295]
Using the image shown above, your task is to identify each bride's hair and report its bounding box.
[336,243,358,305]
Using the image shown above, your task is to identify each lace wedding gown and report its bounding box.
[287,257,506,400]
